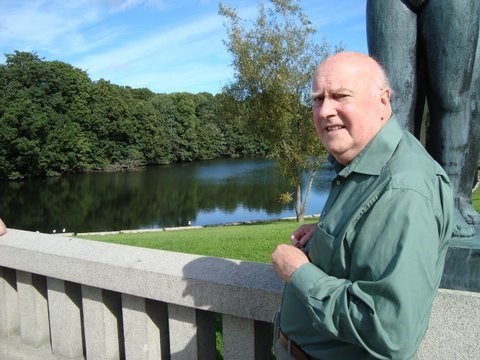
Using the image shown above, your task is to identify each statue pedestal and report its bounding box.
[440,226,480,292]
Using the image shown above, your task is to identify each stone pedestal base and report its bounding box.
[440,226,480,292]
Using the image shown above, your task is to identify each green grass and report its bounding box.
[473,185,480,212]
[79,218,318,263]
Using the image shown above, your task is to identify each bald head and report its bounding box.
[314,52,390,97]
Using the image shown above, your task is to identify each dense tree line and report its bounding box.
[0,51,268,180]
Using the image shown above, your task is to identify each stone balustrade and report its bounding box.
[0,229,479,359]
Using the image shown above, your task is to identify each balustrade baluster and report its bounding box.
[82,286,124,360]
[0,267,19,337]
[16,271,50,348]
[122,294,163,360]
[223,314,255,360]
[47,278,84,358]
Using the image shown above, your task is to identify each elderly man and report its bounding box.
[272,52,453,359]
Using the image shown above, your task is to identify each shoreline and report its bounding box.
[61,214,321,237]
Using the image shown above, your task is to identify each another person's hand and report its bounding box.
[0,218,6,236]
[290,223,316,249]
[272,244,310,282]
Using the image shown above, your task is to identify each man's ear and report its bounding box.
[380,87,391,105]
[380,88,392,119]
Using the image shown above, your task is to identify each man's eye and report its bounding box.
[312,97,324,106]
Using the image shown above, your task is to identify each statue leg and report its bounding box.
[366,0,418,133]
[420,0,480,237]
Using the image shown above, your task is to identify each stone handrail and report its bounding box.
[0,229,479,359]
[0,229,282,359]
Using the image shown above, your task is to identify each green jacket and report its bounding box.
[280,116,453,360]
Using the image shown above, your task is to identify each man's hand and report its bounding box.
[272,244,310,282]
[291,223,316,249]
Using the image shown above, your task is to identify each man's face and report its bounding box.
[311,56,388,165]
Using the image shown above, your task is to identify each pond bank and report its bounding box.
[60,214,321,237]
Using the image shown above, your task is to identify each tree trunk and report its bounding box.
[295,184,304,222]
[294,168,318,222]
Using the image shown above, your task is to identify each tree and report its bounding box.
[215,92,269,157]
[219,0,339,221]
[0,51,93,178]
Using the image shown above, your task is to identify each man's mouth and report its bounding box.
[326,125,345,132]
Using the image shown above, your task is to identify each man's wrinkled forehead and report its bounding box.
[312,63,358,92]
[322,55,384,88]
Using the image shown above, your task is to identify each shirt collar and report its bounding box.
[329,115,404,177]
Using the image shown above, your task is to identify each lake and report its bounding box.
[0,158,334,233]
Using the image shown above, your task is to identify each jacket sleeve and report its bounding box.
[286,187,452,360]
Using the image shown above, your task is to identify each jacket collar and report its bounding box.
[329,115,404,177]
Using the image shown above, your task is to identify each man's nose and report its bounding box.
[314,98,336,119]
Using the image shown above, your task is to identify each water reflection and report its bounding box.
[0,159,333,233]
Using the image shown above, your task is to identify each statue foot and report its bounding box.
[452,209,476,238]
[458,197,480,225]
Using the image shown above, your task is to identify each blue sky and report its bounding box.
[0,0,367,94]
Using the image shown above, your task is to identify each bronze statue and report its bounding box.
[367,0,480,238]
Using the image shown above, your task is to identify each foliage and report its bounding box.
[0,51,268,180]
[219,0,339,221]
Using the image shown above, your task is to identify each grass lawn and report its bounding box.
[473,184,480,212]
[79,218,318,263]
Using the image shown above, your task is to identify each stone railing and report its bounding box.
[0,229,479,359]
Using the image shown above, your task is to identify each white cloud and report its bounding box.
[0,1,117,59]
[107,0,168,13]
[0,0,367,93]
[75,12,224,75]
